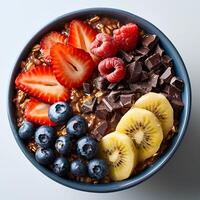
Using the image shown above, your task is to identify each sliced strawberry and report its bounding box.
[40,31,67,63]
[68,20,99,62]
[51,44,95,88]
[15,66,70,104]
[25,99,56,126]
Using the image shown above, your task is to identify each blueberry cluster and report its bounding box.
[18,102,108,180]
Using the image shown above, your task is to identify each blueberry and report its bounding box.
[52,157,69,177]
[77,136,97,160]
[48,102,72,124]
[18,121,35,140]
[70,160,87,177]
[55,135,71,155]
[88,159,108,180]
[35,126,55,148]
[35,147,55,165]
[66,115,88,137]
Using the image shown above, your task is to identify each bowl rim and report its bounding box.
[7,7,192,193]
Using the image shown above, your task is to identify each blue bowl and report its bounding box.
[7,8,191,193]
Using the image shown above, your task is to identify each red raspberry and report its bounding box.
[98,57,126,83]
[113,23,139,52]
[90,33,118,59]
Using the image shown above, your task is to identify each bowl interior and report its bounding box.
[8,8,191,193]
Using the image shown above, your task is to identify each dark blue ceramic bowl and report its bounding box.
[7,8,191,193]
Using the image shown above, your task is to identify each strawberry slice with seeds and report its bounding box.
[51,44,95,88]
[15,66,70,104]
[25,99,56,126]
[40,31,67,63]
[68,20,98,62]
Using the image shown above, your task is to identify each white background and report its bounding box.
[1,0,200,199]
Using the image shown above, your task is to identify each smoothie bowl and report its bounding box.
[8,8,191,192]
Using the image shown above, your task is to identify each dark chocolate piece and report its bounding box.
[135,47,150,56]
[154,44,164,56]
[160,67,173,83]
[149,74,159,88]
[161,55,173,68]
[126,61,142,83]
[134,54,146,61]
[107,91,121,102]
[171,99,184,119]
[162,85,181,100]
[142,34,158,49]
[170,77,184,90]
[94,76,108,91]
[145,53,161,71]
[92,121,108,136]
[118,50,134,63]
[102,97,123,112]
[120,94,134,107]
[140,71,149,81]
[83,82,92,94]
[110,112,122,130]
[129,83,152,94]
[81,97,96,113]
[95,103,109,119]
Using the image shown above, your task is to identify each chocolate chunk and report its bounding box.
[170,77,184,90]
[154,44,164,56]
[107,91,121,102]
[119,50,134,63]
[95,103,109,119]
[126,61,142,83]
[83,82,92,94]
[120,94,134,107]
[160,67,173,83]
[108,83,118,90]
[135,47,150,55]
[140,71,149,81]
[163,85,181,100]
[134,54,146,61]
[110,112,122,130]
[142,34,158,49]
[92,121,108,137]
[81,97,96,113]
[94,76,108,91]
[102,97,123,112]
[149,74,159,88]
[161,55,173,68]
[145,53,161,71]
[171,99,184,117]
[129,83,152,94]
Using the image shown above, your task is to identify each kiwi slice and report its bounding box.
[116,108,163,162]
[99,131,138,181]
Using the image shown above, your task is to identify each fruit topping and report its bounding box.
[40,31,67,63]
[98,57,126,83]
[18,121,35,140]
[52,157,69,177]
[99,131,137,181]
[77,136,97,160]
[116,108,163,162]
[48,102,72,124]
[134,92,174,137]
[90,33,118,59]
[55,135,72,155]
[66,115,88,138]
[51,44,95,88]
[68,20,98,62]
[113,23,139,51]
[35,147,55,165]
[88,159,108,180]
[25,99,56,126]
[70,160,87,177]
[15,66,70,104]
[35,125,55,148]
